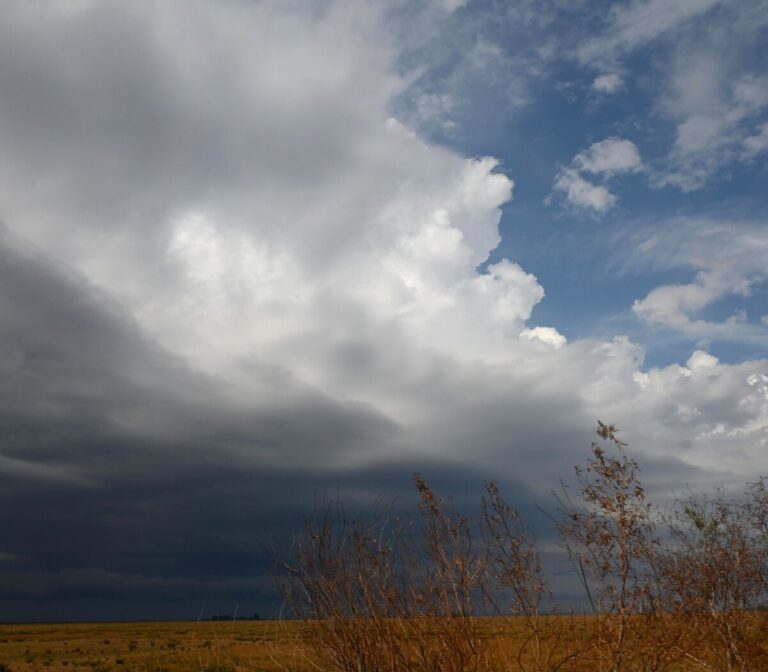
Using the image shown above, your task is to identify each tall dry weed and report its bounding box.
[481,480,581,672]
[278,421,768,672]
[278,479,493,671]
[660,488,768,671]
[556,422,663,672]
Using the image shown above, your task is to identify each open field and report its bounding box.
[2,615,768,672]
[0,618,589,672]
[0,620,316,672]
[0,617,593,672]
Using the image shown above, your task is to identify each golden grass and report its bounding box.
[0,619,319,672]
[0,614,744,672]
[0,616,586,672]
[1,614,768,672]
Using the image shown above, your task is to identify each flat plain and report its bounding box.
[0,617,591,672]
[0,620,310,672]
[3,615,768,671]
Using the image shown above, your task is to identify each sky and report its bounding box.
[0,0,767,622]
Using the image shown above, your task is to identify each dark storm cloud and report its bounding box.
[0,228,720,620]
[0,232,565,611]
[0,447,554,621]
[0,228,397,465]
[0,230,413,619]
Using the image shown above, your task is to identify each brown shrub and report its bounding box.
[278,421,768,672]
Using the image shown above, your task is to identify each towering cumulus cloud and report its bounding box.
[0,0,766,620]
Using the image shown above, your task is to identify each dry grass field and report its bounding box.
[1,615,767,672]
[0,620,318,672]
[0,616,614,672]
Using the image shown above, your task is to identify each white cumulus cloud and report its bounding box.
[592,73,624,94]
[0,0,766,511]
[521,327,567,349]
[552,169,617,213]
[552,138,641,212]
[574,138,643,175]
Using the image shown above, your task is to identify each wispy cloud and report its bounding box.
[572,0,768,191]
[631,220,768,344]
[577,0,723,65]
[742,122,768,161]
[654,74,768,190]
